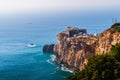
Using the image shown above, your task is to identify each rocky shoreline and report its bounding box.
[43,23,120,72]
[43,44,55,53]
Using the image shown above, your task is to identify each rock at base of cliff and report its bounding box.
[43,44,55,53]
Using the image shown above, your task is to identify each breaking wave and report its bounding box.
[47,55,56,65]
[61,64,73,73]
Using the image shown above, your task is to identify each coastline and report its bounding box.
[43,23,120,73]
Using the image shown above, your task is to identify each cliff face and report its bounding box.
[95,23,120,55]
[54,23,120,72]
[54,27,96,71]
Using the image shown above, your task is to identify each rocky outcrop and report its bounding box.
[42,23,120,72]
[54,23,120,72]
[54,27,96,71]
[43,44,55,53]
[95,23,120,55]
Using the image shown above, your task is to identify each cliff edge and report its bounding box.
[54,23,120,72]
[95,23,120,55]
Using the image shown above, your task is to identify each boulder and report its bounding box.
[43,44,55,53]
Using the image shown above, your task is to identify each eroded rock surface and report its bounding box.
[54,23,120,71]
[95,23,120,55]
[54,27,96,71]
[43,23,120,72]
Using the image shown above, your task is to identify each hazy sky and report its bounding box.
[0,0,120,15]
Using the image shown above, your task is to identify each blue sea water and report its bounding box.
[0,24,74,80]
[0,11,119,80]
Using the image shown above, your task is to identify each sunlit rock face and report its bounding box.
[54,27,96,71]
[95,23,120,55]
[54,23,120,72]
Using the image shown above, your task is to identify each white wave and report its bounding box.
[47,55,73,73]
[47,55,56,65]
[26,43,36,48]
[47,59,54,65]
[50,55,56,61]
[61,64,73,73]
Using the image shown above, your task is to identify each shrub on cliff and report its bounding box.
[110,43,120,61]
[67,43,120,80]
[111,23,120,32]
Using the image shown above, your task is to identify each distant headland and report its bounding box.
[43,23,120,74]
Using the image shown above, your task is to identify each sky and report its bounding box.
[0,0,119,37]
[0,0,120,15]
[0,0,120,28]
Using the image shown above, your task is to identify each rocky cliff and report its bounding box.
[95,23,120,55]
[43,44,55,53]
[54,27,96,71]
[53,23,120,72]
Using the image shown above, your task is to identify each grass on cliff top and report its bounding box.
[111,23,120,32]
[67,43,120,80]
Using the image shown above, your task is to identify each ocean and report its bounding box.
[0,11,119,80]
[0,23,74,80]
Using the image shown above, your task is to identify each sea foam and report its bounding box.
[61,64,73,73]
[47,55,56,65]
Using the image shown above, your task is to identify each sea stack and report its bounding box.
[43,44,55,53]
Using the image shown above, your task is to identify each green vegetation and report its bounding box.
[110,43,120,62]
[111,23,120,32]
[67,43,120,80]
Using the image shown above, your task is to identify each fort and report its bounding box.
[66,27,87,37]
